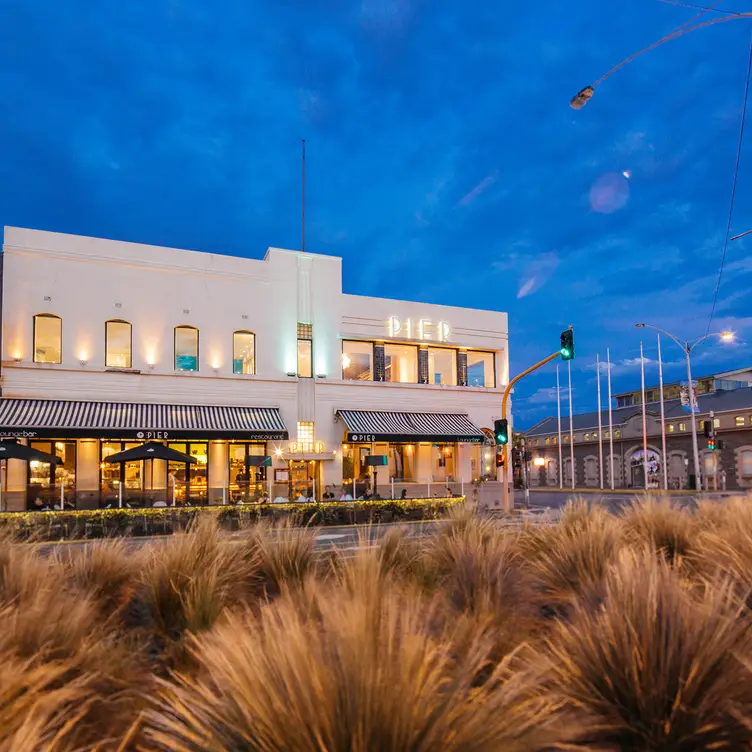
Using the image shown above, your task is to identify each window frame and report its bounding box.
[105,319,132,369]
[341,339,374,381]
[297,323,313,378]
[465,349,496,388]
[383,342,419,384]
[426,345,458,386]
[232,330,256,375]
[174,325,199,372]
[33,313,62,364]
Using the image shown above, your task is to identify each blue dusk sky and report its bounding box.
[1,0,751,426]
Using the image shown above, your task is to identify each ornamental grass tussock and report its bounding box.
[4,494,752,748]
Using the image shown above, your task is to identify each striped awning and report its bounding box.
[0,400,288,441]
[336,410,485,443]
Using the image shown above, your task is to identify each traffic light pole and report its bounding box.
[501,350,562,513]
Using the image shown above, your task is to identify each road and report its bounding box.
[35,520,446,556]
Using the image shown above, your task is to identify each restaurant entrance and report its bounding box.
[289,459,319,500]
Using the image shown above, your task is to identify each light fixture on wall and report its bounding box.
[316,373,326,379]
[12,356,21,363]
[274,448,283,457]
[147,363,155,371]
[286,371,296,377]
[79,360,88,367]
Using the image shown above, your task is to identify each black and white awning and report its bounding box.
[336,410,485,443]
[0,400,288,441]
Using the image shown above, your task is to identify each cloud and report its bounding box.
[458,171,498,206]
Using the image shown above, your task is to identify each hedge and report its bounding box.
[0,497,466,541]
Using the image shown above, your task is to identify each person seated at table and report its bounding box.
[322,485,335,500]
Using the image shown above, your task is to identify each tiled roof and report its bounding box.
[524,387,752,436]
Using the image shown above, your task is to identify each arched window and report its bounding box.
[105,320,132,368]
[33,314,62,364]
[174,326,199,371]
[233,331,256,375]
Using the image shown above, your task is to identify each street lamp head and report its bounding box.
[570,85,595,110]
[721,331,735,342]
[635,323,646,329]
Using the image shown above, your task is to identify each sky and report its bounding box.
[1,0,751,427]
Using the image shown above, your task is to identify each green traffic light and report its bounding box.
[560,329,575,361]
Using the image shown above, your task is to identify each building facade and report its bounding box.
[524,373,752,492]
[0,227,508,510]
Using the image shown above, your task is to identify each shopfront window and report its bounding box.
[432,443,456,482]
[388,444,415,481]
[33,314,62,364]
[384,344,418,383]
[342,340,373,381]
[167,442,208,504]
[105,320,132,368]
[342,443,371,488]
[28,441,76,508]
[427,348,457,386]
[467,351,494,388]
[233,331,255,375]
[470,433,496,481]
[229,442,266,502]
[100,442,143,504]
[174,326,199,371]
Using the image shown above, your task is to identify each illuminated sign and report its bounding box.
[387,317,451,342]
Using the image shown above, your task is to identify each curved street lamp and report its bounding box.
[634,323,734,489]
[570,11,752,109]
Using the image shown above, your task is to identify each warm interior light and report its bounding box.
[342,353,351,369]
[274,448,282,456]
[534,457,545,467]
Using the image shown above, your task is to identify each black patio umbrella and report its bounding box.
[103,442,196,464]
[103,442,196,509]
[0,441,62,464]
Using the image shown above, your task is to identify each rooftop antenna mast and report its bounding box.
[301,139,306,253]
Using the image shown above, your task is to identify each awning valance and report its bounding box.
[0,400,288,441]
[336,410,485,443]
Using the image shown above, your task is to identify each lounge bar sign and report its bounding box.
[387,316,451,342]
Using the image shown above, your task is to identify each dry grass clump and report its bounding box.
[144,584,552,752]
[544,549,752,750]
[521,500,623,609]
[54,538,142,623]
[248,516,318,596]
[129,516,265,671]
[620,496,696,564]
[6,497,752,748]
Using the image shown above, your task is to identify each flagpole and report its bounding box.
[640,341,649,491]
[596,353,604,489]
[657,334,668,491]
[556,365,563,487]
[607,347,614,490]
[568,360,575,490]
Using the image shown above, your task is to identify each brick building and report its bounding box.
[523,368,752,491]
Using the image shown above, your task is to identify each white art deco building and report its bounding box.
[0,227,509,509]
